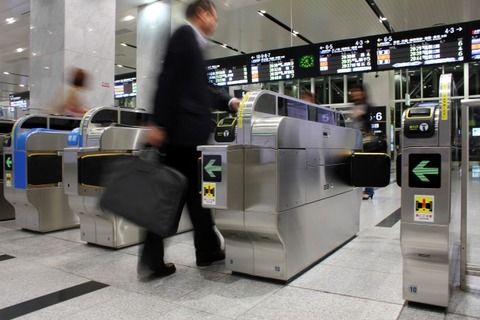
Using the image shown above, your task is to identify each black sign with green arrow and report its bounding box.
[4,154,12,171]
[203,155,222,182]
[408,153,441,188]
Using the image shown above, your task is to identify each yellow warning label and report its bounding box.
[202,182,216,206]
[440,82,448,121]
[414,195,434,222]
[5,172,11,187]
[237,92,250,129]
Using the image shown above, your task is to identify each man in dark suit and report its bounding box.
[142,0,240,277]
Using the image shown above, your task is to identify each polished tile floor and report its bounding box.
[0,183,479,319]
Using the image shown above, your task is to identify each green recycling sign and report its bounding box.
[409,154,441,188]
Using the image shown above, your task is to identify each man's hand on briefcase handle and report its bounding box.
[147,125,167,147]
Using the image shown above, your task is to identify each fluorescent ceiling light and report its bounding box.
[122,15,135,22]
[5,17,16,24]
[16,48,25,53]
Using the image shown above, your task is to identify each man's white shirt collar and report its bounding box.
[186,21,208,49]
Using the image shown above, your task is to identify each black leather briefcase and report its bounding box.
[99,151,187,238]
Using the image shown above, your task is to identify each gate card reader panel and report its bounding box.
[404,106,436,139]
[215,117,236,143]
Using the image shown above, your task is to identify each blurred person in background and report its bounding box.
[53,67,89,116]
[350,84,376,200]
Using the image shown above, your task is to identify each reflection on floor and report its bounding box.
[0,183,479,319]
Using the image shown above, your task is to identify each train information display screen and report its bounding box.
[114,78,137,98]
[250,50,295,83]
[207,56,249,87]
[471,26,480,60]
[319,38,373,75]
[376,25,465,69]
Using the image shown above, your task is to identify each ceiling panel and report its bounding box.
[376,0,480,31]
[207,0,387,58]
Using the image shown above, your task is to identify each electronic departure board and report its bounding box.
[207,56,249,87]
[471,25,480,60]
[377,25,465,70]
[250,49,296,83]
[249,46,316,83]
[319,38,373,75]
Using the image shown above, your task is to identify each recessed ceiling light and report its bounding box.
[3,72,10,75]
[6,17,16,24]
[16,48,25,53]
[122,15,135,22]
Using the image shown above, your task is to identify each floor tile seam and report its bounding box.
[0,234,37,243]
[29,250,118,272]
[181,263,232,276]
[394,301,408,320]
[227,286,285,319]
[168,299,237,319]
[287,284,404,306]
[448,311,480,319]
[43,234,87,245]
[315,260,402,275]
[319,261,402,275]
[35,261,110,284]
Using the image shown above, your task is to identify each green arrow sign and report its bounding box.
[5,155,12,170]
[412,160,439,182]
[205,159,221,178]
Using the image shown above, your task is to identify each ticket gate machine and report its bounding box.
[3,115,81,232]
[400,74,461,307]
[63,107,192,248]
[199,90,390,281]
[0,120,16,220]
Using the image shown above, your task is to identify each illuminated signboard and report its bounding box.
[114,78,137,98]
[250,49,295,83]
[207,56,249,86]
[376,25,465,69]
[9,91,29,109]
[249,46,317,83]
[470,23,480,60]
[319,38,373,75]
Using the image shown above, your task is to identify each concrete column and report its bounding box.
[136,1,171,112]
[30,0,115,112]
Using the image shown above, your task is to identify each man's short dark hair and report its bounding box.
[186,0,216,18]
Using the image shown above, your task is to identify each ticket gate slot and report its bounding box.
[199,91,390,281]
[400,74,461,307]
[0,120,15,220]
[63,108,192,248]
[3,115,82,232]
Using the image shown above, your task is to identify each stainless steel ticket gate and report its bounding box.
[199,90,390,281]
[3,115,82,232]
[400,74,461,307]
[63,107,192,248]
[460,98,480,291]
[0,119,16,220]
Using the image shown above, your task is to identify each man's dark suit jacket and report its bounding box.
[153,25,231,147]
